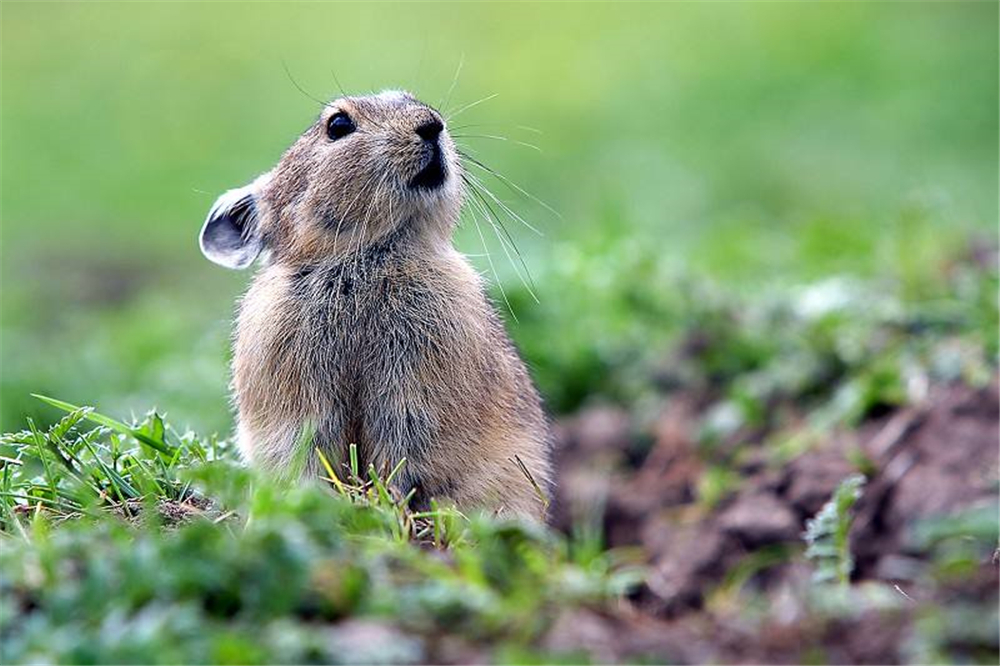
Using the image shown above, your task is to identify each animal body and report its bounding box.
[200,90,552,519]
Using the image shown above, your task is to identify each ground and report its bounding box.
[548,382,998,664]
[2,251,996,663]
[1,3,997,663]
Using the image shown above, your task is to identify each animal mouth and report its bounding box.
[409,147,447,190]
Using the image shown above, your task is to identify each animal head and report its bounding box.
[200,90,463,269]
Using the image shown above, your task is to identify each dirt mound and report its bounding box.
[550,381,999,663]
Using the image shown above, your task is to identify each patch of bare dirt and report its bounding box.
[549,381,999,663]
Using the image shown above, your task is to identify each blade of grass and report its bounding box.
[32,394,176,456]
[46,429,85,476]
[19,481,96,508]
[0,492,99,517]
[384,457,407,488]
[81,439,139,501]
[126,455,166,497]
[348,443,360,483]
[27,418,59,500]
[431,498,442,548]
[316,448,346,495]
[4,505,30,542]
[512,454,550,513]
[0,462,30,541]
[367,464,393,506]
[367,465,403,540]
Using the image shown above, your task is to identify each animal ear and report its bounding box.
[200,185,263,269]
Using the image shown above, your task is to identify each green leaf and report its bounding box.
[803,473,866,586]
[32,394,176,456]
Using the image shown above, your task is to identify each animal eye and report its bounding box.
[326,112,355,140]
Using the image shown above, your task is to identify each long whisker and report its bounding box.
[450,123,543,135]
[348,176,380,308]
[464,168,543,237]
[463,175,539,303]
[439,53,465,112]
[462,180,520,321]
[454,141,482,158]
[456,150,542,293]
[281,60,332,109]
[347,172,390,312]
[410,38,429,91]
[354,172,389,264]
[515,125,544,135]
[469,189,540,305]
[452,133,542,153]
[331,173,383,315]
[446,93,499,122]
[458,151,562,220]
[330,69,348,98]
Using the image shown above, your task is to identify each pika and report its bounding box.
[200,90,552,519]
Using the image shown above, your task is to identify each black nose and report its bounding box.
[415,118,444,142]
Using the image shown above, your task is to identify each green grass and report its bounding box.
[1,249,995,662]
[1,3,997,662]
[2,1,997,430]
[0,398,640,664]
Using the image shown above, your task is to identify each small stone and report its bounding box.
[718,492,800,545]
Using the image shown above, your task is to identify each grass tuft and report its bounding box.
[0,396,640,664]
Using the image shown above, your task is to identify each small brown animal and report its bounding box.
[200,90,552,519]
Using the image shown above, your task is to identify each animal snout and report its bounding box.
[415,118,444,143]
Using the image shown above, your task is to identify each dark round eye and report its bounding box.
[326,112,355,140]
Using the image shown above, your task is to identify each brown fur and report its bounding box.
[204,91,552,520]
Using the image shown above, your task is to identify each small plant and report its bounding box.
[315,443,467,547]
[0,396,637,664]
[0,395,228,534]
[802,473,867,586]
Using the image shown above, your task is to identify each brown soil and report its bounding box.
[548,381,1000,663]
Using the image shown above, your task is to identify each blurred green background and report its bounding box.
[2,1,997,434]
